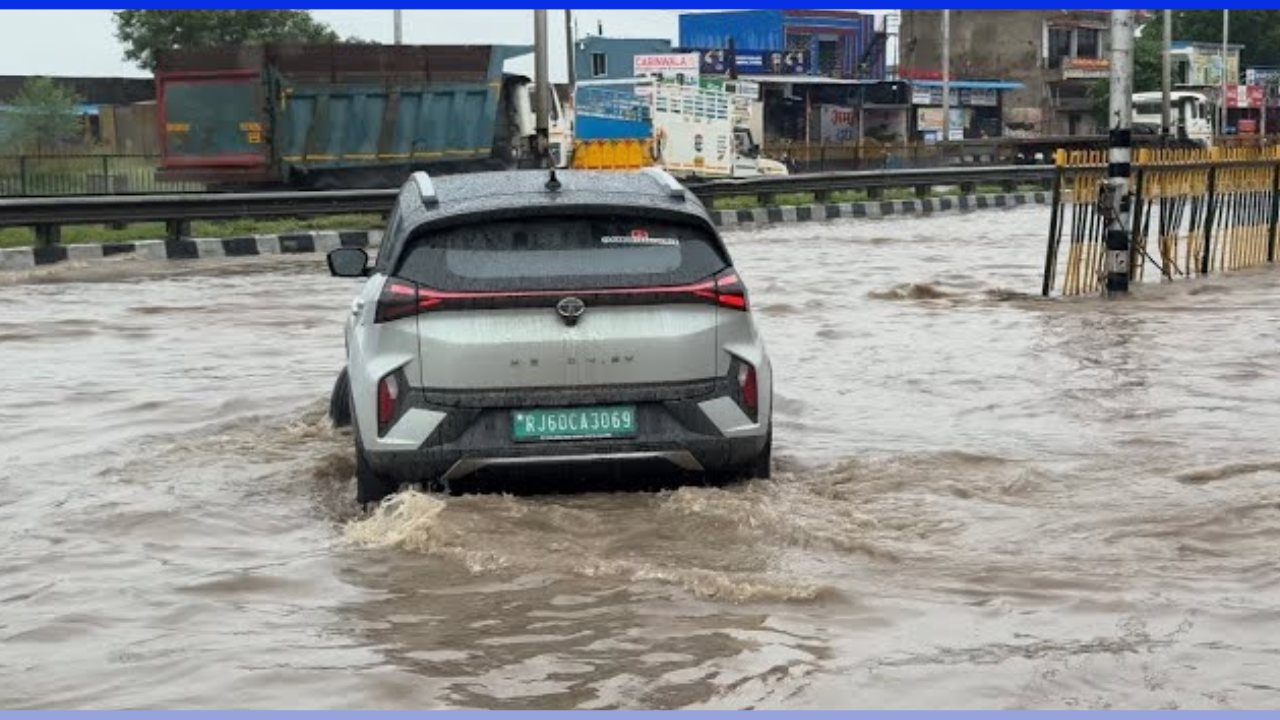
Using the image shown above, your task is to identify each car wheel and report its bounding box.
[354,434,398,508]
[329,367,352,428]
[750,428,772,480]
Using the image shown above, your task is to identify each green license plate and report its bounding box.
[512,405,637,442]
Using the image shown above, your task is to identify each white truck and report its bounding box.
[571,77,787,177]
[1132,91,1215,147]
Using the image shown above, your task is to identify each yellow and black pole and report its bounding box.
[1102,10,1135,295]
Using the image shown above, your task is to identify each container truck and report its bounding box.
[155,43,570,190]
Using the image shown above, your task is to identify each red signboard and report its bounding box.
[897,67,943,81]
[1225,84,1265,109]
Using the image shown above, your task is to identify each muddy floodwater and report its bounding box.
[2,207,1280,709]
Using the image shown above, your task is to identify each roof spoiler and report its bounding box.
[640,167,686,201]
[410,171,438,208]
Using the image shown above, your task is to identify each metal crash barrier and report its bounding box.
[1043,145,1280,297]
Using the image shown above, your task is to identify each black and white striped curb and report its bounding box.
[0,229,382,272]
[710,191,1050,227]
[0,192,1047,272]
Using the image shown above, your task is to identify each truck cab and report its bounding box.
[732,128,788,177]
[502,75,572,168]
[1132,91,1215,147]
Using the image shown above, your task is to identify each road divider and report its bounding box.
[711,191,1049,227]
[0,229,382,272]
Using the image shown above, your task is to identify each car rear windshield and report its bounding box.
[395,215,728,291]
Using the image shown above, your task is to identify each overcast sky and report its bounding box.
[0,11,686,80]
[0,10,888,80]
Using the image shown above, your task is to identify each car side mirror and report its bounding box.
[328,247,369,278]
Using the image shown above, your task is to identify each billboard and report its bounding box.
[818,105,859,143]
[1062,57,1110,80]
[633,53,700,84]
[911,86,998,107]
[1224,84,1265,109]
[683,47,810,76]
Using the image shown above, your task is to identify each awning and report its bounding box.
[750,76,883,86]
[911,80,1023,91]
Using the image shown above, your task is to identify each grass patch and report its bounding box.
[711,196,763,210]
[0,213,383,249]
[829,190,869,203]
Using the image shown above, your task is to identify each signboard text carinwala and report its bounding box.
[633,53,701,78]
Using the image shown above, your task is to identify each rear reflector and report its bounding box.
[737,361,759,420]
[377,373,400,433]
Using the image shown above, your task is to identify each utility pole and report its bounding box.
[1221,10,1230,137]
[393,10,403,45]
[533,9,551,167]
[1103,10,1135,295]
[564,10,576,86]
[1162,9,1172,140]
[941,10,951,144]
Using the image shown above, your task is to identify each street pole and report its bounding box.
[941,9,951,145]
[1263,81,1270,138]
[1221,10,1229,137]
[393,10,403,45]
[1162,9,1172,140]
[1104,10,1135,295]
[564,10,576,86]
[533,10,551,167]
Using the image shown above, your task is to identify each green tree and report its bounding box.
[1090,22,1165,129]
[1171,10,1280,70]
[112,10,341,70]
[3,76,82,152]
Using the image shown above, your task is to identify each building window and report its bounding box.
[1047,28,1072,68]
[818,39,840,76]
[1076,28,1100,59]
[591,52,607,78]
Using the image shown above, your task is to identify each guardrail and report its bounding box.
[0,165,1055,245]
[0,189,399,245]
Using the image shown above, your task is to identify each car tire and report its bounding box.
[750,428,773,480]
[355,434,398,508]
[329,367,352,428]
[707,428,772,486]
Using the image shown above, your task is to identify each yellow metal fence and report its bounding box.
[1043,146,1280,297]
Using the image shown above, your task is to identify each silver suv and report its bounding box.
[327,168,772,505]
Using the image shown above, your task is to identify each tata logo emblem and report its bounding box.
[556,296,586,326]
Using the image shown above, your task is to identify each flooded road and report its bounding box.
[3,207,1280,709]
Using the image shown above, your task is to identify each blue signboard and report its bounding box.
[681,47,809,76]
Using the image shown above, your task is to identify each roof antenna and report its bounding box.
[545,169,562,191]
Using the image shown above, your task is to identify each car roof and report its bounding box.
[396,168,714,231]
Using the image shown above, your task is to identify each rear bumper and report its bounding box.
[362,387,768,484]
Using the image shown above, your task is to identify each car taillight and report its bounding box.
[377,373,399,432]
[375,280,441,323]
[693,269,749,311]
[737,361,759,419]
